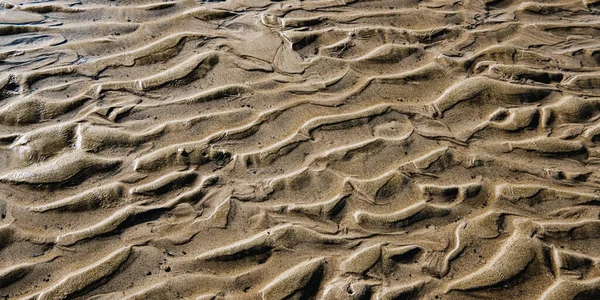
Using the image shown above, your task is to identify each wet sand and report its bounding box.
[2,0,600,299]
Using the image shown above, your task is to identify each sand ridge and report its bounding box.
[1,0,600,299]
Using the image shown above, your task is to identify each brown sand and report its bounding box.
[1,0,600,299]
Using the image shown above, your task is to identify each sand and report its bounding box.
[1,0,600,299]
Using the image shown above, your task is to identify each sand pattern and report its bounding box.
[1,0,600,299]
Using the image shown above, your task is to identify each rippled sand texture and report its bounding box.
[2,0,600,299]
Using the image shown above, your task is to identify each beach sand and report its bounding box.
[1,0,600,299]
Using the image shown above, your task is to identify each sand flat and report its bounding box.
[1,0,600,299]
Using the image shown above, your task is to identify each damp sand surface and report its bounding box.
[2,0,600,299]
